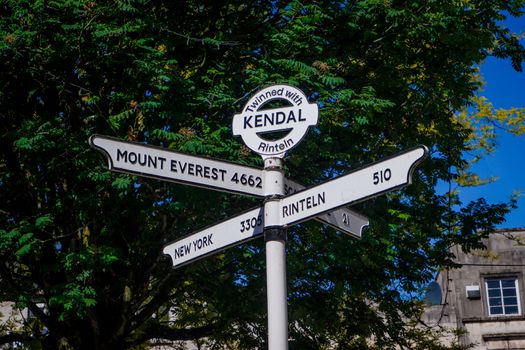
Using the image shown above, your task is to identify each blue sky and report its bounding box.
[457,15,525,229]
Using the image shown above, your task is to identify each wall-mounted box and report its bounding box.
[466,285,481,299]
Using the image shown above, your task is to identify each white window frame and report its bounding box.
[485,276,522,316]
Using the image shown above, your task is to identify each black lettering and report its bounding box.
[276,111,285,124]
[244,115,253,128]
[175,243,191,259]
[193,239,199,250]
[138,153,147,166]
[128,152,137,164]
[287,110,297,123]
[117,149,128,162]
[292,202,299,215]
[282,192,327,220]
[203,166,210,179]
[211,168,219,180]
[255,114,263,127]
[187,163,195,176]
[299,198,306,211]
[170,160,177,172]
[265,113,274,126]
[148,155,157,168]
[298,108,305,121]
[195,164,203,178]
[317,192,326,205]
[158,157,166,169]
[179,161,187,174]
[218,169,226,181]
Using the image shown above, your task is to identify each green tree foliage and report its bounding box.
[1,0,524,349]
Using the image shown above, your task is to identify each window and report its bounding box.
[485,277,521,316]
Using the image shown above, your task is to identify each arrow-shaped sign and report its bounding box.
[283,179,368,238]
[272,146,428,227]
[89,135,266,197]
[163,206,264,268]
[90,135,369,237]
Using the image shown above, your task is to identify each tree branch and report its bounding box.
[134,322,215,345]
[161,28,241,47]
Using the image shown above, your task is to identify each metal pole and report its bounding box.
[263,157,288,350]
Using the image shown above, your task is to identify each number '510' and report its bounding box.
[373,169,391,185]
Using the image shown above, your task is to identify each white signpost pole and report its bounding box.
[232,85,318,350]
[263,157,288,350]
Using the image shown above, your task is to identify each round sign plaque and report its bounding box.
[232,85,318,158]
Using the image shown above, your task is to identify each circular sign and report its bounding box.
[232,85,318,158]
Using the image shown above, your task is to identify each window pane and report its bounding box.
[489,297,502,306]
[503,296,518,306]
[490,306,503,315]
[486,280,500,288]
[501,279,516,288]
[488,289,501,297]
[502,288,517,297]
[505,306,519,314]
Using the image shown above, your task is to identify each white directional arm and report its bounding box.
[279,146,428,226]
[163,207,264,268]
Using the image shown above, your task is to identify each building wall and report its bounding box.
[0,301,27,331]
[424,229,525,350]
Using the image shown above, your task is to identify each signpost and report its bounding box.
[90,134,368,237]
[90,84,428,350]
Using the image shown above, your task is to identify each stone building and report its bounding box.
[422,228,525,349]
